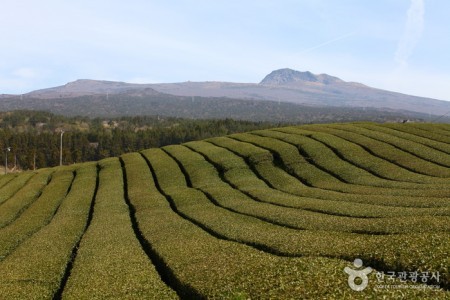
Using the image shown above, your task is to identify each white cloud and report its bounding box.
[395,0,425,68]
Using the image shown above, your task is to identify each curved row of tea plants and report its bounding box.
[0,122,448,299]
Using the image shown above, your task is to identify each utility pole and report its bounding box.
[4,147,11,174]
[60,130,64,166]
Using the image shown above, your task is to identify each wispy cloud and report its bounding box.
[395,0,425,68]
[298,32,356,55]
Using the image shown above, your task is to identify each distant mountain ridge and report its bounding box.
[25,79,162,99]
[1,68,450,117]
[149,68,450,116]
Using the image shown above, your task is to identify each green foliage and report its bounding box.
[368,123,450,153]
[305,124,450,177]
[0,170,74,260]
[140,148,449,298]
[0,172,34,205]
[330,124,450,174]
[62,158,176,299]
[0,110,276,170]
[0,163,97,298]
[0,173,16,189]
[254,129,450,193]
[276,126,449,184]
[0,123,449,298]
[0,169,53,228]
[186,140,449,219]
[219,132,448,208]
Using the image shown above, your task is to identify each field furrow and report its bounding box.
[140,148,449,297]
[0,169,74,260]
[274,126,450,185]
[382,123,450,145]
[233,132,450,195]
[218,134,450,208]
[0,173,16,190]
[254,129,450,194]
[0,163,97,299]
[207,136,450,209]
[0,169,53,228]
[181,140,449,232]
[303,124,450,179]
[363,123,450,154]
[0,122,448,298]
[334,124,450,169]
[408,123,450,140]
[0,172,35,205]
[61,158,175,299]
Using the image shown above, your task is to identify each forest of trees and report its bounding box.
[0,110,279,171]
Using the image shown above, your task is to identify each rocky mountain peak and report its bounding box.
[260,68,343,85]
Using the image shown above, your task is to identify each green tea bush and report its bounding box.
[257,129,450,192]
[62,158,175,299]
[0,173,16,190]
[0,123,448,298]
[0,170,74,260]
[139,149,449,297]
[364,123,450,154]
[319,124,450,177]
[0,172,35,205]
[0,163,97,298]
[336,124,450,169]
[0,169,53,228]
[275,126,450,186]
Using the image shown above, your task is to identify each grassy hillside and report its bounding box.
[0,92,439,123]
[0,122,449,299]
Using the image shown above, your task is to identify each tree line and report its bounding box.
[0,110,279,170]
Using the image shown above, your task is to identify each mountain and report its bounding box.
[260,68,344,85]
[1,68,450,119]
[25,79,161,99]
[0,92,429,123]
[148,68,450,116]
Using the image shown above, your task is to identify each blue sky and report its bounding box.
[1,0,450,100]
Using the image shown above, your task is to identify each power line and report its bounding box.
[430,110,450,123]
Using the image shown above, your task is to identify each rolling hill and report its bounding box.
[0,122,449,299]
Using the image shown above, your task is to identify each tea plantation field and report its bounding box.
[0,122,449,299]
